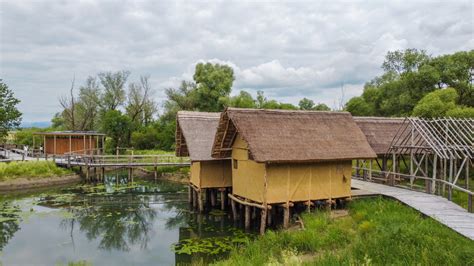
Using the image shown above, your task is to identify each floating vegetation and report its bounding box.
[172,229,251,255]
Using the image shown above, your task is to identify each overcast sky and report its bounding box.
[1,0,472,122]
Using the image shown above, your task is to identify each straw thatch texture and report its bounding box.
[354,117,407,155]
[176,111,223,161]
[212,108,376,163]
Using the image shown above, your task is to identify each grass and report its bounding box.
[0,161,74,181]
[215,197,474,265]
[125,149,174,155]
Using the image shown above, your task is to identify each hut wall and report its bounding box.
[231,134,351,204]
[265,161,352,204]
[44,136,97,155]
[190,162,201,187]
[231,135,266,203]
[200,160,232,188]
[190,160,232,188]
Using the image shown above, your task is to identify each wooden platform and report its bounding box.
[352,179,474,240]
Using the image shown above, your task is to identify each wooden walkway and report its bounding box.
[352,179,474,240]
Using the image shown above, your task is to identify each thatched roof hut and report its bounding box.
[176,111,232,191]
[176,111,222,161]
[212,108,376,162]
[353,117,407,156]
[211,108,376,207]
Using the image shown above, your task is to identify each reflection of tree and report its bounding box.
[60,194,157,251]
[0,202,21,251]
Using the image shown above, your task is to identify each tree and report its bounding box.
[99,71,130,111]
[193,63,235,111]
[126,76,157,128]
[313,103,331,111]
[225,91,256,108]
[412,88,458,118]
[382,48,429,75]
[0,80,22,139]
[101,110,131,151]
[345,96,375,116]
[298,98,315,110]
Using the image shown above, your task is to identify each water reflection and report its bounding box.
[0,171,250,265]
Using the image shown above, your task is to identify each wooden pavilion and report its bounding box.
[175,111,232,212]
[211,108,376,233]
[33,131,106,156]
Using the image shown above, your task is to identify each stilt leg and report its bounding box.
[245,205,251,229]
[210,189,216,207]
[220,190,226,210]
[231,197,238,220]
[188,185,193,204]
[283,205,290,229]
[198,189,204,213]
[260,208,267,235]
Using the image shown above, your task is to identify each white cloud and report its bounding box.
[0,0,471,121]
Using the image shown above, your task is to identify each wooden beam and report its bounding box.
[228,194,271,210]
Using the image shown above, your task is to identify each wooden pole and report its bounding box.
[53,135,57,158]
[83,135,86,155]
[448,157,453,201]
[231,197,238,221]
[432,154,437,194]
[188,185,193,203]
[198,189,204,212]
[210,189,217,207]
[43,135,47,159]
[193,188,198,208]
[220,190,226,210]
[69,135,72,154]
[283,204,290,229]
[260,208,267,235]
[245,204,251,229]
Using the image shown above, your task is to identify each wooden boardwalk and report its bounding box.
[352,179,474,240]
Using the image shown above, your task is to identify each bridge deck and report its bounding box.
[352,179,474,240]
[56,161,190,167]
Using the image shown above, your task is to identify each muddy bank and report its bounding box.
[0,174,82,192]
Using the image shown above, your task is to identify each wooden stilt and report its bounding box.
[192,189,198,208]
[231,196,238,220]
[245,205,251,229]
[198,189,204,212]
[260,208,267,235]
[283,204,290,229]
[220,190,226,210]
[210,189,217,207]
[252,207,257,219]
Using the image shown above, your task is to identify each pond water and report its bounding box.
[0,172,251,266]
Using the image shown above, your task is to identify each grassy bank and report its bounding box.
[0,161,74,181]
[216,197,474,265]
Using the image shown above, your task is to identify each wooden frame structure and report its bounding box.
[33,131,106,157]
[355,117,473,212]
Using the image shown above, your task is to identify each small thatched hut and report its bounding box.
[176,111,232,211]
[354,117,407,171]
[212,108,376,231]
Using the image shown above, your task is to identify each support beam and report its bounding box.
[283,204,290,229]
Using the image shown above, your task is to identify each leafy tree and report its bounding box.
[446,106,474,118]
[382,48,429,75]
[345,96,375,116]
[299,98,315,110]
[225,91,256,108]
[313,103,331,111]
[412,88,458,118]
[101,110,131,151]
[193,63,234,111]
[98,71,129,111]
[0,80,22,139]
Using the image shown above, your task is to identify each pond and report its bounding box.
[0,171,251,265]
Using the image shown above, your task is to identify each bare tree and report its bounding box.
[59,76,77,130]
[126,75,157,126]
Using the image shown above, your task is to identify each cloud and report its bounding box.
[0,0,471,121]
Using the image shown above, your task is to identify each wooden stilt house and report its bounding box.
[176,111,232,212]
[211,108,376,232]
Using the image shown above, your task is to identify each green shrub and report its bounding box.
[0,161,73,181]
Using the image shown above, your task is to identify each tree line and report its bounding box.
[345,49,474,118]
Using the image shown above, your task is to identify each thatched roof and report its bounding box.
[176,111,224,161]
[212,108,376,163]
[354,117,407,155]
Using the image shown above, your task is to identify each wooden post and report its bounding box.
[391,152,396,186]
[83,135,86,155]
[220,190,226,210]
[69,135,72,154]
[193,189,198,208]
[468,194,473,213]
[448,157,453,201]
[369,160,373,181]
[188,185,193,203]
[231,196,238,221]
[283,204,290,229]
[432,155,437,194]
[43,135,47,159]
[267,207,273,226]
[260,208,267,235]
[245,204,251,229]
[466,160,470,190]
[210,189,217,207]
[198,189,204,212]
[53,135,57,158]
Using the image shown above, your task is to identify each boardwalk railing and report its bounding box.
[353,166,473,213]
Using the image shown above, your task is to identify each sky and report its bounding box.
[1,0,472,123]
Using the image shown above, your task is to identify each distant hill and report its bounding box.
[21,121,51,128]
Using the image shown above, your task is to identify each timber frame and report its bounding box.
[355,117,473,212]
